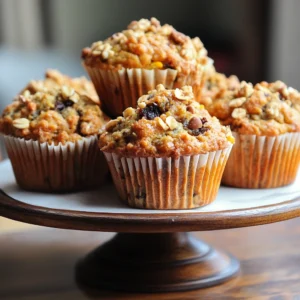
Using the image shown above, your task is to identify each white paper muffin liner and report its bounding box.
[4,135,108,192]
[103,146,232,209]
[222,132,300,188]
[84,65,204,117]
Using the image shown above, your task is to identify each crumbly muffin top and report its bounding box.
[21,69,100,104]
[0,83,107,145]
[207,81,300,136]
[100,85,234,157]
[82,18,211,75]
[200,68,240,107]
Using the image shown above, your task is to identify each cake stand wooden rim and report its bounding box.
[1,190,299,232]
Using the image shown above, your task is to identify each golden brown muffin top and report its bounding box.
[200,68,240,107]
[207,81,300,136]
[100,84,234,157]
[82,18,211,75]
[0,82,107,145]
[21,69,100,105]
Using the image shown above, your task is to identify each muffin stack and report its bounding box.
[1,18,300,209]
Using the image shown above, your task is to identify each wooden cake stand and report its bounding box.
[0,159,300,293]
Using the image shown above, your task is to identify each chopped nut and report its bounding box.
[13,118,30,129]
[69,93,79,103]
[123,107,136,118]
[157,117,169,130]
[229,97,246,108]
[265,102,280,119]
[240,82,254,97]
[188,117,202,130]
[156,84,165,92]
[165,116,178,130]
[232,108,247,119]
[18,95,28,103]
[174,88,192,100]
[61,86,75,99]
[23,90,31,97]
[138,102,146,109]
[105,119,119,131]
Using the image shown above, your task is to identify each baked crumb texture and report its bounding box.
[82,18,213,117]
[100,84,234,158]
[207,81,300,136]
[22,69,100,104]
[82,18,210,74]
[0,71,107,145]
[200,67,240,107]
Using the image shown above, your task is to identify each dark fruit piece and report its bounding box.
[139,103,161,120]
[191,127,209,136]
[55,101,65,111]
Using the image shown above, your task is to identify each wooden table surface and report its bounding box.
[0,217,300,299]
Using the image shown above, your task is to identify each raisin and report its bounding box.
[64,100,74,107]
[55,101,65,111]
[191,127,209,136]
[164,62,174,69]
[139,103,161,120]
[201,117,208,124]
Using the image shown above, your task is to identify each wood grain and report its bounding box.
[1,190,300,232]
[1,218,300,299]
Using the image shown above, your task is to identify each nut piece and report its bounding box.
[265,102,280,119]
[123,107,136,118]
[157,117,169,130]
[229,97,246,108]
[13,118,30,129]
[232,108,247,119]
[69,93,79,103]
[165,116,178,130]
[61,86,75,100]
[188,117,202,130]
[105,119,119,131]
[156,84,165,92]
[174,88,192,100]
[23,90,31,98]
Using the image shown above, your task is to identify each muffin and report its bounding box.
[208,81,300,188]
[100,84,234,209]
[82,17,213,117]
[0,73,109,192]
[21,69,100,104]
[200,67,240,107]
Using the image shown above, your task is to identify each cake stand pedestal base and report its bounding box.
[76,232,240,293]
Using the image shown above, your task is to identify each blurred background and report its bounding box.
[0,0,299,157]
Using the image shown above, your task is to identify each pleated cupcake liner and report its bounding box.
[84,65,204,117]
[4,135,108,193]
[222,132,300,188]
[103,146,232,210]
